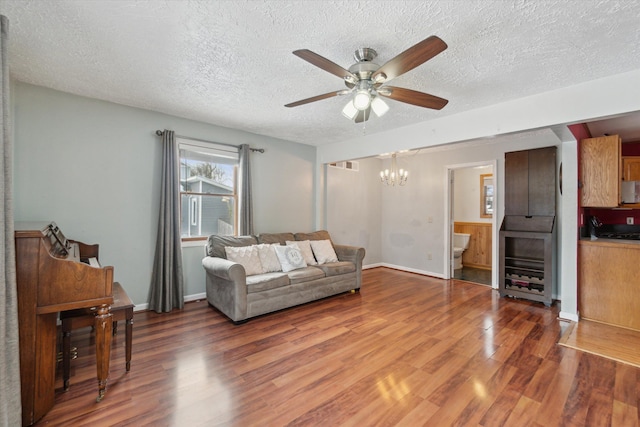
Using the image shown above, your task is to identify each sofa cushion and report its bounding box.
[312,261,355,277]
[309,239,338,264]
[274,245,307,272]
[258,232,295,245]
[294,230,332,243]
[246,272,290,293]
[207,235,257,258]
[225,245,263,276]
[286,240,317,265]
[256,243,282,273]
[287,266,325,285]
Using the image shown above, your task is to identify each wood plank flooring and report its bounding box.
[34,268,640,426]
[559,319,640,368]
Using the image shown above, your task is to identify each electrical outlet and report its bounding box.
[427,253,432,260]
[627,217,634,225]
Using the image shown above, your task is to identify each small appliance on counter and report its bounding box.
[621,181,640,204]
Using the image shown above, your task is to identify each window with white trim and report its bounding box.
[178,139,239,239]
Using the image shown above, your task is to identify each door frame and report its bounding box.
[443,159,498,288]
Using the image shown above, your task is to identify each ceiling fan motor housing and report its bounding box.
[354,48,377,62]
[347,63,379,87]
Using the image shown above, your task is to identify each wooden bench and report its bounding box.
[61,282,134,390]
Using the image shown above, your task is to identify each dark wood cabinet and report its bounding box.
[505,147,556,216]
[504,150,529,216]
[500,218,556,306]
[500,146,557,306]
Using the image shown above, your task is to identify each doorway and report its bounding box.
[445,161,497,287]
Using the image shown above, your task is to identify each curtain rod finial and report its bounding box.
[155,130,163,136]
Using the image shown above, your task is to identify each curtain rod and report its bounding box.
[155,130,265,153]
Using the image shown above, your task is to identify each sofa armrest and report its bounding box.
[202,256,248,322]
[202,256,246,282]
[334,244,365,289]
[334,244,365,265]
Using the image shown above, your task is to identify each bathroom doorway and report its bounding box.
[446,161,496,287]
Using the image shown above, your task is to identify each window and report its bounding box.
[178,139,238,239]
[480,173,494,218]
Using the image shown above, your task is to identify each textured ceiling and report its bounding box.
[1,0,640,146]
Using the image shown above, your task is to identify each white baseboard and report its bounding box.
[366,262,445,279]
[186,292,207,303]
[363,263,383,269]
[559,311,579,322]
[133,292,207,312]
[133,303,147,312]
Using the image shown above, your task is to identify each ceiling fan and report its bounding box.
[285,36,449,123]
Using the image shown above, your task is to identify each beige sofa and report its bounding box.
[202,230,365,323]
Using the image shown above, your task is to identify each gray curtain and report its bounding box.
[0,15,22,426]
[238,144,253,235]
[148,130,184,313]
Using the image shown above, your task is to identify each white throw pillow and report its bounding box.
[310,239,339,264]
[255,243,281,273]
[274,245,307,272]
[286,240,317,265]
[224,246,263,276]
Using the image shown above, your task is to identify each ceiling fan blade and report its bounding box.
[372,36,447,83]
[354,108,371,123]
[285,90,344,108]
[293,49,357,81]
[379,86,448,110]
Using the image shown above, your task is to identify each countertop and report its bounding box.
[579,236,640,248]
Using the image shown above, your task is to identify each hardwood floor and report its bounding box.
[34,268,639,426]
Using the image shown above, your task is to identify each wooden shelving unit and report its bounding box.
[500,227,555,306]
[499,146,557,307]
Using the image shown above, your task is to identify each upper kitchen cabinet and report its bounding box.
[622,156,640,181]
[580,135,621,207]
[505,146,557,216]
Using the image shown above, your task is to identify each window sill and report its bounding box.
[181,239,207,248]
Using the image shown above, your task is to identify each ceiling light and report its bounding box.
[353,90,372,111]
[342,100,358,120]
[380,153,408,186]
[371,96,389,117]
[373,72,387,84]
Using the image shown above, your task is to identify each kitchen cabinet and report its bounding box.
[622,156,640,181]
[505,147,556,216]
[580,135,621,207]
[579,239,640,331]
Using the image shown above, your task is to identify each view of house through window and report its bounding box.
[178,139,239,239]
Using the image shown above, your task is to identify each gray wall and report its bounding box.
[13,82,316,306]
[326,129,563,289]
[326,157,382,265]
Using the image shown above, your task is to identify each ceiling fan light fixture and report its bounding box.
[344,75,358,85]
[353,89,372,110]
[373,72,387,84]
[371,96,389,117]
[342,100,358,120]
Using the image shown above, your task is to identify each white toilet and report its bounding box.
[453,233,471,270]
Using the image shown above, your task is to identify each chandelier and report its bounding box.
[380,153,408,186]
